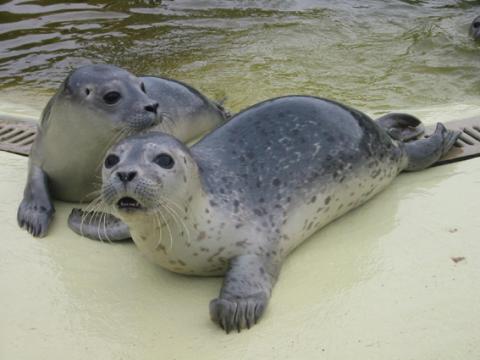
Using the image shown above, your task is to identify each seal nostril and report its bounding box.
[145,102,159,114]
[117,171,137,183]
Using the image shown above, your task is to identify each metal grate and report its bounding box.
[429,116,480,166]
[0,115,37,156]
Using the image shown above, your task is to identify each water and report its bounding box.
[1,0,480,114]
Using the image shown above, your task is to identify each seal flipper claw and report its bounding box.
[17,165,55,237]
[68,208,132,241]
[375,113,425,142]
[403,123,461,172]
[209,255,279,332]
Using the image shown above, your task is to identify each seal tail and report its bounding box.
[375,112,425,142]
[403,123,460,172]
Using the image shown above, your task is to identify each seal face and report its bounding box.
[60,64,160,130]
[100,96,459,332]
[17,64,228,237]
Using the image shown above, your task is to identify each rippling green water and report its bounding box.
[1,0,480,114]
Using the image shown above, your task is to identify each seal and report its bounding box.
[80,96,459,332]
[17,64,228,237]
[470,15,480,40]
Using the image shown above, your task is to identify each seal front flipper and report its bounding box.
[17,165,55,237]
[209,255,281,333]
[68,208,131,241]
[375,113,425,142]
[403,123,460,171]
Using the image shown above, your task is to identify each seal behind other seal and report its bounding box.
[17,64,228,237]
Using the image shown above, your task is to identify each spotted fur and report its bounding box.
[101,96,457,332]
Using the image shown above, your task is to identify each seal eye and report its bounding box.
[105,154,120,168]
[103,91,121,105]
[475,22,480,29]
[140,82,146,93]
[153,153,174,169]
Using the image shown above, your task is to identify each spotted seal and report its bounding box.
[77,96,458,332]
[17,64,228,237]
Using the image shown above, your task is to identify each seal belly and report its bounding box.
[280,151,403,254]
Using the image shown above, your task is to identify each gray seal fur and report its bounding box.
[97,96,458,332]
[17,64,228,237]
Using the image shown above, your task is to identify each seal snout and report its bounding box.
[144,102,159,115]
[116,170,137,183]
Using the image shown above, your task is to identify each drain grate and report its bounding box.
[0,115,37,156]
[428,116,480,166]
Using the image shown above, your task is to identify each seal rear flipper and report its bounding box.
[375,113,425,142]
[17,165,55,237]
[403,123,461,172]
[68,208,132,241]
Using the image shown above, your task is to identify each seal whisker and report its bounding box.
[159,209,174,251]
[79,188,103,204]
[158,201,184,245]
[79,195,104,237]
[101,210,112,243]
[158,112,175,133]
[153,213,164,249]
[157,196,191,246]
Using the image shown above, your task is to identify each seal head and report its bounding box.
[470,15,480,41]
[101,132,196,215]
[61,64,160,129]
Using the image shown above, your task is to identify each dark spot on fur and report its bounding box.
[325,196,331,205]
[236,239,249,247]
[272,178,281,186]
[254,208,263,216]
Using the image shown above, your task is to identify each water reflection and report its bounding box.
[0,0,480,112]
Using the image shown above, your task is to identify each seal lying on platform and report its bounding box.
[86,96,459,332]
[17,64,228,237]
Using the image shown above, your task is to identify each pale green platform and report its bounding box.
[1,112,480,359]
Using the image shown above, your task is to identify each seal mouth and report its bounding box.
[117,197,143,211]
